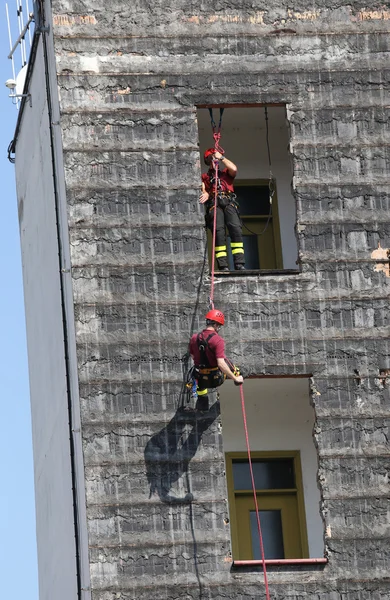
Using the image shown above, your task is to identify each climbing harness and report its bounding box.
[186,331,225,403]
[197,331,217,368]
[185,310,240,405]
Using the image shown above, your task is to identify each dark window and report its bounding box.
[226,452,308,560]
[232,459,295,490]
[250,510,285,559]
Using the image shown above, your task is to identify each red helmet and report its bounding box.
[205,309,225,325]
[203,148,215,163]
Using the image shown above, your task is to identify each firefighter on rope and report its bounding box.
[200,149,245,271]
[188,309,243,411]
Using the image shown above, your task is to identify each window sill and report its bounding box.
[214,269,300,277]
[233,558,328,567]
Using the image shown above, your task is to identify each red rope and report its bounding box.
[213,131,224,155]
[209,131,223,309]
[207,115,270,598]
[239,384,271,600]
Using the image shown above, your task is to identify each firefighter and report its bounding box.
[200,149,245,271]
[189,309,243,410]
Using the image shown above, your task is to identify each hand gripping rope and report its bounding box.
[207,108,271,600]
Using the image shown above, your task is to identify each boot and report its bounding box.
[195,394,209,412]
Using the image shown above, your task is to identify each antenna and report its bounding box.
[5,4,16,83]
[16,1,23,65]
[25,0,32,45]
[5,1,35,108]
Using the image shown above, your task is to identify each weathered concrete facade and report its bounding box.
[15,0,390,598]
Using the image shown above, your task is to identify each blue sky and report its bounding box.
[0,3,39,597]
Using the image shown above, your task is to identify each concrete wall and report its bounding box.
[33,1,390,598]
[220,378,323,557]
[14,36,79,600]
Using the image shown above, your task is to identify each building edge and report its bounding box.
[12,1,91,597]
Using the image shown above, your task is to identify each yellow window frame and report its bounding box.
[225,451,309,560]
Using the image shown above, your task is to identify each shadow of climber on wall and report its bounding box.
[144,401,220,503]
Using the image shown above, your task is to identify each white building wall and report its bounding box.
[14,36,79,600]
[220,378,324,558]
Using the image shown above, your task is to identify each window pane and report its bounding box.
[250,510,284,559]
[236,186,270,216]
[232,459,295,490]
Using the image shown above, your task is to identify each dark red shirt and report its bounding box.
[189,329,226,368]
[201,168,235,195]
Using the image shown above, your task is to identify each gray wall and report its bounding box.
[14,36,79,600]
[21,1,390,599]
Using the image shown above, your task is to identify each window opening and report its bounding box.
[219,377,324,561]
[197,106,298,272]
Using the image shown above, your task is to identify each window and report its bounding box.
[197,105,298,272]
[219,378,324,560]
[225,451,309,560]
[233,179,283,269]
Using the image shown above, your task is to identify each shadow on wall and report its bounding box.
[144,400,220,503]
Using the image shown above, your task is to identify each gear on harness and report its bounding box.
[230,363,242,386]
[185,370,210,411]
[204,169,238,211]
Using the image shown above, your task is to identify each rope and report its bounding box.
[264,106,272,178]
[257,106,275,236]
[207,108,225,309]
[240,106,274,238]
[208,107,224,137]
[206,109,271,599]
[240,206,272,238]
[209,146,219,310]
[180,243,209,409]
[239,384,271,600]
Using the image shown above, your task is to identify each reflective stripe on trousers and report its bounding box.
[215,244,227,259]
[231,241,244,255]
[197,388,208,396]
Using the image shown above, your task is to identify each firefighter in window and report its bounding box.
[200,149,245,271]
[189,309,243,411]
